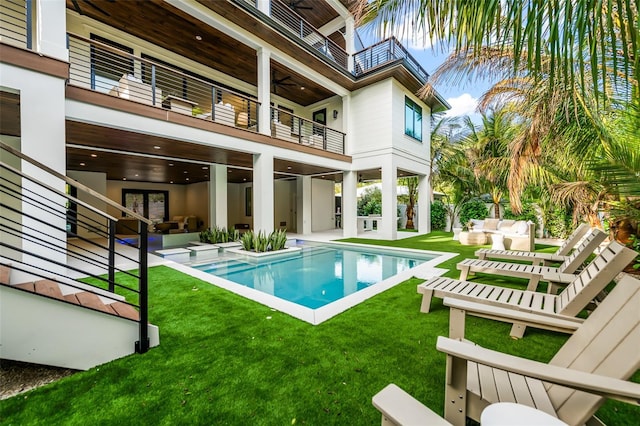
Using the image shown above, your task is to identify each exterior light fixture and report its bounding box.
[195,35,202,41]
[333,110,338,119]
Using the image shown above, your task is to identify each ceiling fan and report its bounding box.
[271,71,296,95]
[70,0,114,17]
[288,0,313,11]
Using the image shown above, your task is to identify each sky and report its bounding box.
[356,26,494,124]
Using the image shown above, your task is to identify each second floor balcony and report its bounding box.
[67,33,346,155]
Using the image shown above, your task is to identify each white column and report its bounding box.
[380,157,398,240]
[256,0,270,15]
[209,164,228,229]
[257,47,271,136]
[341,94,351,154]
[296,176,312,235]
[253,153,274,233]
[344,17,356,73]
[36,0,68,61]
[342,171,357,237]
[417,174,431,234]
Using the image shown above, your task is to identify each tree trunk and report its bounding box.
[406,205,414,229]
[494,203,500,219]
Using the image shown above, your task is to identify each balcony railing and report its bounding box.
[267,0,348,70]
[67,33,260,131]
[0,0,31,49]
[271,107,345,154]
[353,37,429,83]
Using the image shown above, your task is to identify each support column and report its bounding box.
[36,0,68,60]
[380,157,398,240]
[341,94,351,155]
[417,174,431,234]
[209,164,228,229]
[257,47,271,136]
[253,153,274,233]
[296,176,312,235]
[344,17,356,73]
[342,171,357,238]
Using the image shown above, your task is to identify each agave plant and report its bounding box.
[199,228,213,243]
[228,227,240,242]
[253,230,269,252]
[240,231,254,251]
[269,229,288,251]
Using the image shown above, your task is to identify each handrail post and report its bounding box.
[136,220,149,353]
[151,64,157,106]
[26,0,33,49]
[108,220,116,292]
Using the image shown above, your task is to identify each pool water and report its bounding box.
[193,243,435,309]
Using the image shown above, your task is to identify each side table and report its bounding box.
[452,227,463,241]
[459,231,487,245]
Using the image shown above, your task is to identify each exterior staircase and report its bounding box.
[0,142,159,370]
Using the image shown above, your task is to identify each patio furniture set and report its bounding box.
[372,224,640,425]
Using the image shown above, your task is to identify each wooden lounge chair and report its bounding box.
[457,229,607,291]
[436,272,640,426]
[474,223,592,265]
[417,241,637,338]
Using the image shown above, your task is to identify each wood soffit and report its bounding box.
[64,1,432,106]
[64,86,350,184]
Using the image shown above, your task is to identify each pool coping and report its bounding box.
[163,240,457,325]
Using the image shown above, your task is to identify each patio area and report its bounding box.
[1,231,637,424]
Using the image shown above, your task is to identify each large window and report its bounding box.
[122,189,169,223]
[405,97,422,141]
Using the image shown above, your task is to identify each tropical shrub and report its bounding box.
[199,226,240,243]
[544,207,573,238]
[459,199,488,225]
[269,229,288,251]
[504,202,539,227]
[240,231,254,251]
[240,229,288,252]
[430,200,447,231]
[358,186,382,215]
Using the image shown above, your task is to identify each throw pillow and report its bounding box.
[498,219,516,230]
[471,219,485,229]
[484,218,500,230]
[512,220,529,234]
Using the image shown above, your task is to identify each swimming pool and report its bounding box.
[168,240,454,324]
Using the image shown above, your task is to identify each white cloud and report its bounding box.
[445,93,479,117]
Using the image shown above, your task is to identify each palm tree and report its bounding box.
[356,0,638,107]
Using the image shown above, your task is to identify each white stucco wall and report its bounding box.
[67,170,108,239]
[348,79,393,155]
[311,178,335,231]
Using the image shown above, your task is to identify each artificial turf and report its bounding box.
[0,232,637,424]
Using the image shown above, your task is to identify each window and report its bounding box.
[122,189,169,223]
[90,34,133,93]
[405,97,422,141]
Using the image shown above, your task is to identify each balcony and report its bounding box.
[0,0,31,50]
[271,107,345,154]
[66,33,345,155]
[354,37,429,84]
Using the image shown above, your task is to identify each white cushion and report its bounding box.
[513,220,529,234]
[471,219,485,229]
[498,219,516,230]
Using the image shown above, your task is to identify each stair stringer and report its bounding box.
[0,285,160,370]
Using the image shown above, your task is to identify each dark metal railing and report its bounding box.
[0,0,31,49]
[0,142,152,354]
[271,107,345,154]
[269,0,348,69]
[353,37,429,83]
[67,33,260,131]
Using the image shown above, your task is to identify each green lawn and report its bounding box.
[1,232,637,424]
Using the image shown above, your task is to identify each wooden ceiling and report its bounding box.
[65,120,344,184]
[66,0,339,106]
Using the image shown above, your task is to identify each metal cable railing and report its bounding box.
[0,0,31,49]
[0,141,151,353]
[67,33,260,131]
[353,37,429,83]
[269,0,348,69]
[271,107,345,154]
